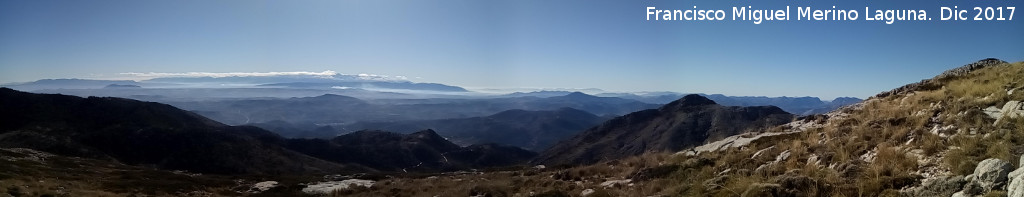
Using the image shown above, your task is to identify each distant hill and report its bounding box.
[247,120,340,139]
[524,92,657,115]
[503,91,577,98]
[4,74,470,95]
[534,94,795,166]
[258,81,467,92]
[3,79,145,90]
[103,84,142,89]
[146,75,468,92]
[170,92,657,126]
[0,88,349,175]
[177,94,375,125]
[285,129,537,172]
[799,96,863,115]
[345,107,607,151]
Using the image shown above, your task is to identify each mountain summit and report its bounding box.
[534,94,794,166]
[664,94,718,107]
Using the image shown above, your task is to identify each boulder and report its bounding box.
[999,101,1024,123]
[952,190,968,197]
[599,179,632,188]
[948,158,1014,196]
[581,188,595,196]
[248,181,279,193]
[1010,157,1024,181]
[972,158,1013,191]
[901,176,965,197]
[1008,155,1024,197]
[986,101,1024,125]
[1009,175,1024,197]
[1019,155,1024,169]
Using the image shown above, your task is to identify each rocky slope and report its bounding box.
[534,94,795,166]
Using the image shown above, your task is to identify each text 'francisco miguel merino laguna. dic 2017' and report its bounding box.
[646,6,1016,24]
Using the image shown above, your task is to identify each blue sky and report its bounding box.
[1,0,1022,99]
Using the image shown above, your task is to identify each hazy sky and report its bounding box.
[1,0,1022,99]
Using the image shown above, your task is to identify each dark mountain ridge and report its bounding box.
[0,88,348,175]
[534,94,795,166]
[345,107,607,151]
[285,129,536,172]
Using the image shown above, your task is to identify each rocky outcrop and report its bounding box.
[970,159,1013,191]
[902,175,966,197]
[875,58,1007,98]
[905,157,1023,197]
[302,179,375,195]
[1008,156,1024,197]
[984,101,1024,125]
[936,58,1007,79]
[949,158,1013,197]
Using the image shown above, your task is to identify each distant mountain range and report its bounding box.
[701,94,862,115]
[258,82,466,92]
[286,129,536,172]
[534,94,795,166]
[5,76,860,115]
[345,107,608,151]
[3,79,148,90]
[164,92,857,154]
[168,92,658,126]
[5,76,860,118]
[2,76,863,162]
[5,74,467,93]
[512,91,862,116]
